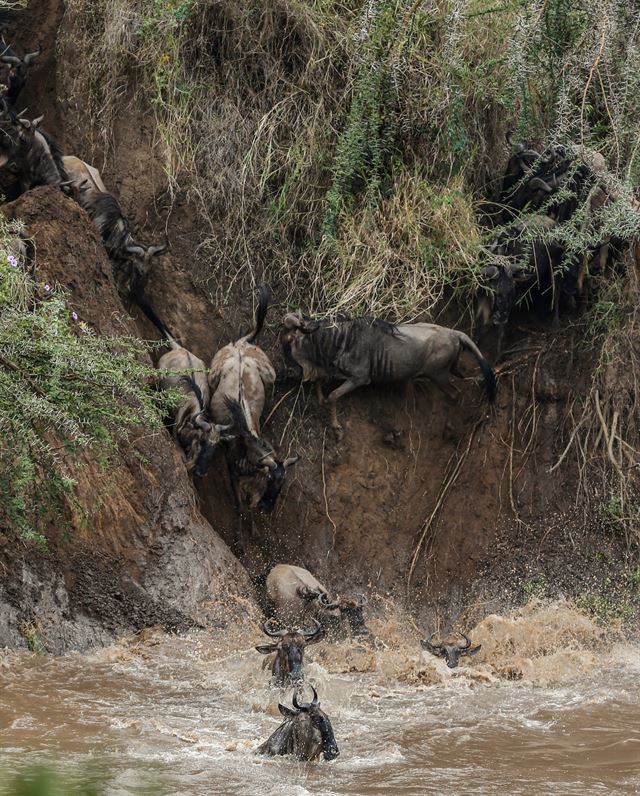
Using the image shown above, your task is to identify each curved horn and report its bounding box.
[529,177,553,193]
[125,244,145,257]
[292,684,318,711]
[23,48,42,67]
[421,632,443,652]
[193,411,211,432]
[262,619,288,638]
[300,618,322,639]
[319,592,340,610]
[31,115,44,128]
[0,56,21,67]
[458,632,472,650]
[144,243,168,260]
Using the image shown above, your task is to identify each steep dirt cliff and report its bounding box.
[0,188,254,653]
[0,1,634,653]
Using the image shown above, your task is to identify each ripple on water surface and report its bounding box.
[1,601,640,795]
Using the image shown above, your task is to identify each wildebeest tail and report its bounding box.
[136,295,180,349]
[245,283,269,343]
[458,333,497,403]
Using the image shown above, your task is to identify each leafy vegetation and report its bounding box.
[60,0,640,537]
[0,217,172,542]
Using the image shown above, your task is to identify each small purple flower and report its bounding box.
[72,311,78,321]
[7,255,17,268]
[44,283,51,292]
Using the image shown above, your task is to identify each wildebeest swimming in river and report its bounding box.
[421,632,481,668]
[257,685,339,762]
[255,618,324,685]
[282,313,497,434]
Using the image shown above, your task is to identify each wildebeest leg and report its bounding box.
[315,379,327,406]
[496,323,506,360]
[431,372,459,402]
[327,379,361,435]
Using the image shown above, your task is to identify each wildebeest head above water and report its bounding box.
[255,618,324,685]
[257,685,340,762]
[421,632,481,669]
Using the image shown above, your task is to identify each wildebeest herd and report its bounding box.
[254,562,479,761]
[0,28,627,763]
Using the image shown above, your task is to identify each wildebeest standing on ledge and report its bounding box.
[282,313,496,434]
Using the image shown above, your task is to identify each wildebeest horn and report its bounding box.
[319,592,340,610]
[0,55,20,67]
[31,114,44,128]
[214,422,234,437]
[193,411,211,432]
[480,265,499,279]
[146,243,168,258]
[23,48,42,67]
[262,619,288,638]
[421,632,443,652]
[283,455,299,468]
[458,633,472,650]
[292,684,318,711]
[529,177,553,193]
[125,244,146,257]
[299,618,322,640]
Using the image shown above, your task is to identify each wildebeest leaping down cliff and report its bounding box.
[282,313,496,434]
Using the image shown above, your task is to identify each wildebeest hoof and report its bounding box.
[332,424,344,442]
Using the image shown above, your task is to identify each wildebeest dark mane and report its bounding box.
[180,373,205,410]
[306,316,398,372]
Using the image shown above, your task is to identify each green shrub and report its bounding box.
[0,218,172,542]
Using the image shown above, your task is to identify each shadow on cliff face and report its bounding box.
[0,187,256,653]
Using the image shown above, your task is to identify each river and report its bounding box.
[1,600,639,795]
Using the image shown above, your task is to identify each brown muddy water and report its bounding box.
[1,601,639,795]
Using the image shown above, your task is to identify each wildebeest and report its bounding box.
[0,39,41,105]
[209,285,298,514]
[139,300,233,477]
[257,685,339,761]
[282,314,496,433]
[255,618,324,685]
[62,154,167,299]
[0,114,66,200]
[266,564,370,637]
[421,632,481,669]
[476,213,561,354]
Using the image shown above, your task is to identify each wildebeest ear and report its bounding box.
[255,644,278,655]
[278,703,298,718]
[465,644,482,656]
